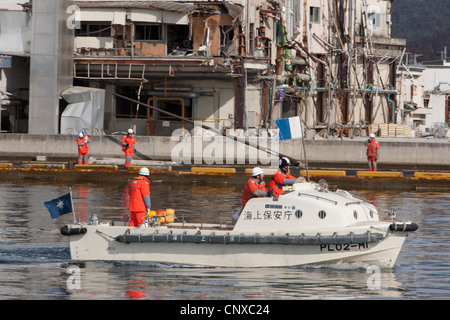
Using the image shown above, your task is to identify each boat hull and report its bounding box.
[66,224,408,268]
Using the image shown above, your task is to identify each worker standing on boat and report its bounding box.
[242,167,268,207]
[365,133,380,171]
[128,167,151,227]
[121,128,136,168]
[269,157,296,197]
[77,132,91,165]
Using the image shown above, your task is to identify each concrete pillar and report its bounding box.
[29,0,73,134]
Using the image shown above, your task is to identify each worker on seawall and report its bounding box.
[77,132,91,165]
[128,167,151,227]
[233,167,271,220]
[365,133,380,172]
[269,157,296,198]
[121,128,136,168]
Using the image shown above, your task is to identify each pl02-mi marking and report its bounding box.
[320,242,369,252]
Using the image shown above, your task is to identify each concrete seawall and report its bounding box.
[1,133,449,170]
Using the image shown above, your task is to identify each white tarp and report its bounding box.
[60,87,105,135]
[0,11,32,54]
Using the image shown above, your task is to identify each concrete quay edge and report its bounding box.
[1,159,449,183]
[1,134,450,171]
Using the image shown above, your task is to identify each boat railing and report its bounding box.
[172,209,233,230]
[345,200,366,206]
[297,193,338,205]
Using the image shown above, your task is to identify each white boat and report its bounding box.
[61,179,418,268]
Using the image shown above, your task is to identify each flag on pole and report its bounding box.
[273,116,303,140]
[44,193,73,219]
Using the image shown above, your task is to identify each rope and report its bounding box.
[95,229,116,240]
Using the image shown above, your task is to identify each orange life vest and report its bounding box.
[242,178,266,207]
[367,139,380,157]
[121,134,136,155]
[269,169,295,197]
[77,136,90,154]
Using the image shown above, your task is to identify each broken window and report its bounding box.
[135,24,162,41]
[220,25,235,55]
[367,11,380,29]
[76,23,111,37]
[167,24,191,55]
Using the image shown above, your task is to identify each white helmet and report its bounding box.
[369,133,376,138]
[139,167,150,176]
[78,132,84,138]
[251,167,264,177]
[128,128,134,134]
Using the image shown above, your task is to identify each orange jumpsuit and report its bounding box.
[269,169,296,198]
[366,139,380,171]
[242,178,266,207]
[121,134,136,168]
[77,135,91,165]
[128,176,151,227]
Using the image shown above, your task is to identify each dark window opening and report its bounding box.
[149,98,193,122]
[167,24,191,54]
[281,98,298,119]
[115,87,147,119]
[135,24,162,41]
[310,7,320,23]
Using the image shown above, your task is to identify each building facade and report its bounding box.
[1,0,422,138]
[401,55,450,136]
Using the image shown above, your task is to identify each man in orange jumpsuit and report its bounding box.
[121,128,136,168]
[128,167,151,227]
[77,132,91,165]
[269,157,296,198]
[242,167,268,208]
[366,133,380,171]
[233,167,269,220]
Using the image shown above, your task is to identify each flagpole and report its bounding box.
[299,100,310,181]
[68,187,77,223]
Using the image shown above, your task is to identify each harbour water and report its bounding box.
[0,179,449,300]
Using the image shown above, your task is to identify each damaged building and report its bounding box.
[1,0,417,138]
[71,0,276,136]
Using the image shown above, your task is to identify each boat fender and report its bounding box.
[254,233,260,244]
[224,232,230,244]
[167,230,173,242]
[180,231,187,243]
[60,225,87,236]
[389,222,418,232]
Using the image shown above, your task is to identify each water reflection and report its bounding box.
[55,261,405,300]
[0,181,449,299]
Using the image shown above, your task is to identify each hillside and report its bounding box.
[391,0,450,61]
